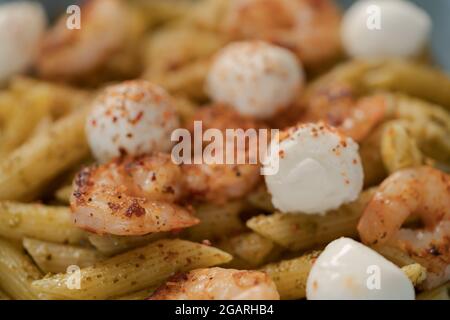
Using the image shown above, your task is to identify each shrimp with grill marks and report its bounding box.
[358,166,450,289]
[36,0,129,80]
[302,83,388,142]
[70,153,199,236]
[182,105,266,204]
[223,0,342,67]
[149,267,280,300]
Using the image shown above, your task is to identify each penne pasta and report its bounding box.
[0,202,85,245]
[261,249,426,301]
[247,189,375,251]
[0,1,449,302]
[364,60,450,111]
[417,282,449,300]
[380,120,423,173]
[131,0,196,25]
[172,95,199,125]
[246,186,275,212]
[0,237,42,300]
[88,232,169,256]
[390,94,450,164]
[182,201,246,242]
[147,59,211,101]
[143,25,224,100]
[359,126,388,187]
[305,59,377,96]
[310,59,450,111]
[219,232,282,268]
[9,76,90,117]
[31,239,232,300]
[113,287,157,300]
[260,251,321,300]
[182,0,229,31]
[54,185,73,205]
[0,289,11,300]
[0,77,89,158]
[373,244,418,267]
[0,107,90,201]
[0,99,47,157]
[23,238,105,274]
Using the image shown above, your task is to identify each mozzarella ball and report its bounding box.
[306,237,415,300]
[341,0,431,58]
[206,41,304,119]
[264,123,363,214]
[86,80,180,163]
[0,1,47,82]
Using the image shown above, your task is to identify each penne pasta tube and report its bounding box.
[389,94,450,164]
[0,100,46,157]
[0,77,89,157]
[147,59,211,101]
[373,244,417,267]
[182,201,246,242]
[310,59,450,111]
[23,238,105,274]
[143,24,224,100]
[0,289,11,300]
[260,251,321,300]
[0,107,90,201]
[172,95,199,125]
[416,282,449,300]
[182,0,229,31]
[380,120,423,173]
[219,232,282,268]
[359,126,388,187]
[261,249,425,301]
[0,237,42,300]
[31,239,232,300]
[88,232,169,256]
[0,202,85,245]
[9,76,90,117]
[364,60,450,111]
[247,189,375,251]
[113,287,157,300]
[246,186,275,212]
[131,0,195,25]
[54,185,73,205]
[305,59,378,96]
[311,59,450,110]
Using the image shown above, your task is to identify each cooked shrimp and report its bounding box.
[149,267,280,300]
[302,83,388,141]
[222,0,342,67]
[183,163,261,204]
[358,166,450,288]
[182,105,265,203]
[70,153,199,236]
[36,0,129,79]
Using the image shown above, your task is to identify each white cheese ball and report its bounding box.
[264,123,363,214]
[306,238,415,300]
[206,41,304,119]
[341,0,431,58]
[0,1,47,82]
[86,80,180,163]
